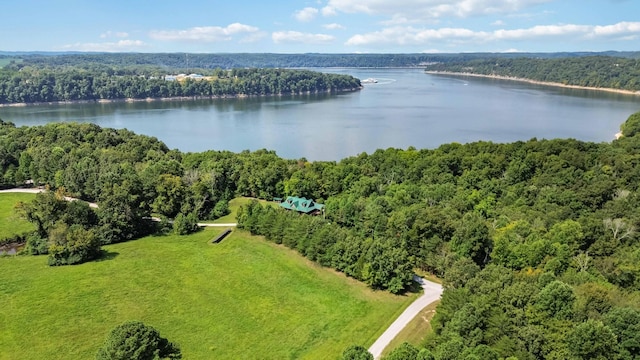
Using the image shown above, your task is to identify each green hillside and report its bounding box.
[0,227,415,359]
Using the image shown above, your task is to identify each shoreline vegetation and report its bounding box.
[0,67,362,106]
[425,70,640,97]
[0,87,362,108]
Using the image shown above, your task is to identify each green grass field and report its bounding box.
[0,228,416,359]
[207,197,273,224]
[0,193,36,239]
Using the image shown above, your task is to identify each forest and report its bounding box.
[427,56,640,92]
[0,66,361,104]
[2,110,640,358]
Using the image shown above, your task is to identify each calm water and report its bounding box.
[1,68,638,161]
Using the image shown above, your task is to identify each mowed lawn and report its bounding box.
[0,228,416,359]
[0,193,36,238]
[207,197,274,224]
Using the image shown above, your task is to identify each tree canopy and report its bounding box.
[95,321,181,360]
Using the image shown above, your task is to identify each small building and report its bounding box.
[279,196,325,215]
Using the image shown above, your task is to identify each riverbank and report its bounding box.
[0,87,362,108]
[425,71,640,97]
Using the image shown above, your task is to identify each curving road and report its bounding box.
[368,275,443,359]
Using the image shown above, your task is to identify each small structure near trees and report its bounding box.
[210,228,232,244]
[279,196,325,215]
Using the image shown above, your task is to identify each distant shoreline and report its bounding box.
[425,71,640,97]
[0,87,362,108]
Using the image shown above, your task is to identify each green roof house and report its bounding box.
[279,196,325,215]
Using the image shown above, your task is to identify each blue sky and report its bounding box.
[1,0,639,53]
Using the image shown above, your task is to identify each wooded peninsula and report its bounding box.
[0,65,361,105]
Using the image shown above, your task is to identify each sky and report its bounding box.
[1,0,639,54]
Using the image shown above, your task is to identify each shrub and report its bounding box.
[47,223,101,266]
[26,232,48,255]
[212,199,230,219]
[96,321,181,360]
[173,212,199,235]
[341,345,373,360]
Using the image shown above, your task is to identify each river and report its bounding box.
[0,68,638,161]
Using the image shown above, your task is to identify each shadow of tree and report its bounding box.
[95,250,119,262]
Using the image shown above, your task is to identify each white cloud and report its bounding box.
[493,24,590,40]
[294,7,319,22]
[380,14,414,26]
[346,21,640,46]
[323,23,346,30]
[149,23,260,42]
[239,31,268,43]
[272,31,335,44]
[321,6,337,16]
[100,31,129,39]
[591,21,640,37]
[346,26,485,46]
[62,39,146,52]
[507,10,554,19]
[326,0,552,22]
[491,20,505,26]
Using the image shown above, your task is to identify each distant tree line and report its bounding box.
[0,66,361,104]
[427,56,640,91]
[4,51,639,70]
[2,110,640,357]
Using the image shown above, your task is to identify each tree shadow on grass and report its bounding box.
[95,250,119,262]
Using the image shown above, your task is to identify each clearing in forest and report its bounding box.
[0,226,416,359]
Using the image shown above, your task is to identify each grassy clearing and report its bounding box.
[0,193,36,238]
[206,197,273,224]
[0,228,416,359]
[381,300,440,357]
[0,58,20,68]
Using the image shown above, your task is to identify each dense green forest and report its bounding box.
[2,111,640,358]
[427,56,640,92]
[0,66,361,104]
[2,51,639,69]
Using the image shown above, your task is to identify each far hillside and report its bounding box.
[3,51,640,69]
[426,56,640,91]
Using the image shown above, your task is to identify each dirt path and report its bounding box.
[0,188,99,208]
[199,223,237,227]
[0,188,235,226]
[368,275,443,359]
